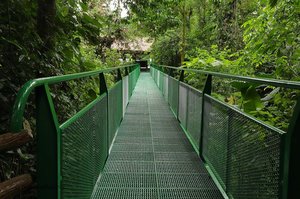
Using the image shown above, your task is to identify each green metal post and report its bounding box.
[280,96,300,199]
[117,69,122,81]
[287,96,300,199]
[280,137,289,199]
[199,74,212,160]
[169,68,174,77]
[99,73,107,95]
[119,68,124,124]
[36,84,60,199]
[164,67,168,74]
[179,70,185,82]
[99,72,109,158]
[177,70,185,119]
[151,63,155,70]
[225,108,233,193]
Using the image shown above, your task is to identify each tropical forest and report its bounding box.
[0,0,299,198]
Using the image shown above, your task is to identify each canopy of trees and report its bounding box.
[127,0,299,79]
[127,0,299,130]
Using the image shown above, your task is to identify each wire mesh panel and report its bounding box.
[149,66,291,199]
[159,71,164,92]
[163,74,168,102]
[135,68,140,86]
[203,95,283,198]
[135,70,138,87]
[132,71,136,93]
[153,69,158,84]
[132,68,140,94]
[122,76,129,116]
[108,81,123,148]
[151,68,155,80]
[132,69,137,89]
[178,82,188,128]
[129,71,135,97]
[60,94,108,199]
[168,76,179,116]
[128,73,133,97]
[157,70,160,88]
[227,112,282,199]
[186,87,202,149]
[128,68,140,100]
[202,95,228,189]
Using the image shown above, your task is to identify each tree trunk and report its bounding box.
[180,1,186,65]
[37,0,56,49]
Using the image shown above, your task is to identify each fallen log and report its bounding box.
[0,174,32,198]
[0,130,32,152]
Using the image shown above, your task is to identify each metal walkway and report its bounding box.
[92,73,223,199]
[10,63,299,198]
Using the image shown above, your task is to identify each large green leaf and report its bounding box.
[231,81,263,113]
[82,13,102,28]
[242,85,263,113]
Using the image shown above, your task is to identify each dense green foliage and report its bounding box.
[128,0,300,131]
[0,0,132,190]
[129,0,299,78]
[151,30,181,66]
[0,0,299,197]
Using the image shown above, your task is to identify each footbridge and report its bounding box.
[9,63,300,199]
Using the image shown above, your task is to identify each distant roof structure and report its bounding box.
[111,38,153,52]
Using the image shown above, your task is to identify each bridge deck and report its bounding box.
[92,73,223,199]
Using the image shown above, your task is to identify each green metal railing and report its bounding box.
[9,61,300,199]
[150,63,300,199]
[10,64,140,199]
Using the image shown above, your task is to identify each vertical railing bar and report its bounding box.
[179,70,185,82]
[177,70,185,120]
[99,73,108,95]
[288,97,300,196]
[280,96,300,199]
[119,68,123,126]
[199,74,212,160]
[163,65,167,74]
[180,70,186,126]
[185,86,189,139]
[280,135,289,199]
[99,72,109,159]
[117,69,122,81]
[225,108,233,193]
[169,68,174,77]
[36,84,60,199]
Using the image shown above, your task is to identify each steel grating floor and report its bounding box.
[91,73,223,199]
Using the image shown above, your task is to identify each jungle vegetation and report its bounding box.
[0,0,299,197]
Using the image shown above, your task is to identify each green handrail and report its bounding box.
[10,64,138,132]
[9,63,140,199]
[151,63,300,89]
[151,63,300,199]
